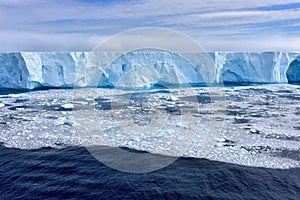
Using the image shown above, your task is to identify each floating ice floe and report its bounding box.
[0,85,299,169]
[53,117,66,126]
[61,104,74,109]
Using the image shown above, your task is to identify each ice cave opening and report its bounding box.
[287,59,300,83]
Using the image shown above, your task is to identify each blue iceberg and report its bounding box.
[0,51,299,89]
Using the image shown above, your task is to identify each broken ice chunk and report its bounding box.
[61,103,74,109]
[53,117,66,126]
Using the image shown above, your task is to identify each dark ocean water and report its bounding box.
[0,145,299,200]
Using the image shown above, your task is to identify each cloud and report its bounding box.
[0,31,107,52]
[0,0,300,51]
[199,36,300,51]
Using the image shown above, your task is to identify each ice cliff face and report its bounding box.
[218,52,298,83]
[286,56,300,83]
[0,52,299,89]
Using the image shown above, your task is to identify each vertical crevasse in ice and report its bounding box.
[21,52,43,88]
[272,52,291,83]
[214,52,226,83]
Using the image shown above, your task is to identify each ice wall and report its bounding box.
[0,53,29,89]
[286,57,300,83]
[219,52,299,83]
[0,52,299,89]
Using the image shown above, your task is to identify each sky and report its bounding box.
[1,0,300,52]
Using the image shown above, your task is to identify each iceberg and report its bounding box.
[0,51,299,89]
[286,57,300,83]
[218,52,299,83]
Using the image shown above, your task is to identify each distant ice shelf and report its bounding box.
[0,52,300,89]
